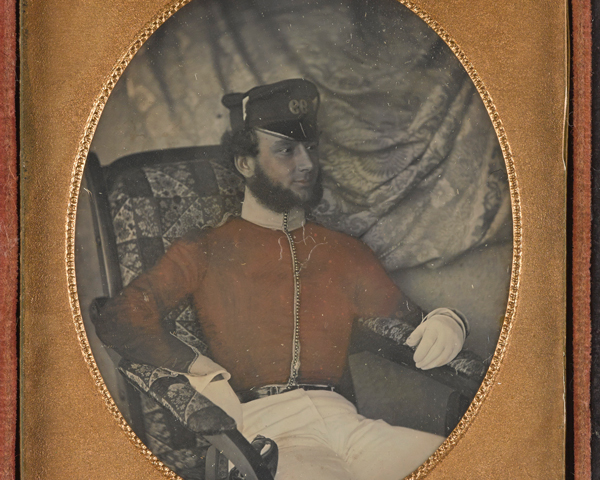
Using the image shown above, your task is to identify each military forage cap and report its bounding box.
[221,78,320,142]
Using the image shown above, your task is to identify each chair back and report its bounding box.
[86,146,244,352]
[85,146,246,479]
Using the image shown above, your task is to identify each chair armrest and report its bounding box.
[352,317,488,398]
[206,431,275,480]
[94,296,237,435]
[119,360,237,435]
[120,360,277,479]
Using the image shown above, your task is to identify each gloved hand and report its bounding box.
[405,308,468,370]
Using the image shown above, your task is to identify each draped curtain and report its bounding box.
[91,0,512,271]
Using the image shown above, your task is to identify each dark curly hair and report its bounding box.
[220,128,259,171]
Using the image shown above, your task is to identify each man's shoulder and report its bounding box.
[305,222,378,258]
[170,216,243,252]
[179,216,244,241]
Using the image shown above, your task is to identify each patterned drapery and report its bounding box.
[91,0,511,270]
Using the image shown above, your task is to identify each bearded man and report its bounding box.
[95,79,470,480]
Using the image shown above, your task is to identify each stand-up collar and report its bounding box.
[241,187,305,231]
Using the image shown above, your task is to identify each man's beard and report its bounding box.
[247,164,324,214]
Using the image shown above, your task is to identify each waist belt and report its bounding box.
[238,383,336,403]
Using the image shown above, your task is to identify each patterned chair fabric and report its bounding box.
[103,151,245,478]
[108,156,244,287]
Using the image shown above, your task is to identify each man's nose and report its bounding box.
[295,144,315,172]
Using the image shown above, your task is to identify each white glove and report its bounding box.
[405,308,468,370]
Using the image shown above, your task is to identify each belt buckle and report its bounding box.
[244,383,335,401]
[256,384,290,397]
[269,385,285,396]
[298,383,334,391]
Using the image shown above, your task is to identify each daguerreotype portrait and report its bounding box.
[14,0,572,467]
[72,1,513,478]
[18,0,568,476]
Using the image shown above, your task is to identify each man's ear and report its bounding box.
[234,155,256,179]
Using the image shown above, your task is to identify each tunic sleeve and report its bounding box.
[353,241,424,327]
[93,232,208,372]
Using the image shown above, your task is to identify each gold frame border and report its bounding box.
[64,1,522,478]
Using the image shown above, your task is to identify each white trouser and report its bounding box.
[240,389,444,480]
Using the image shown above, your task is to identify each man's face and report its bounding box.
[245,129,323,213]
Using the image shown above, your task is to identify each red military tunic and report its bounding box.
[97,209,422,392]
